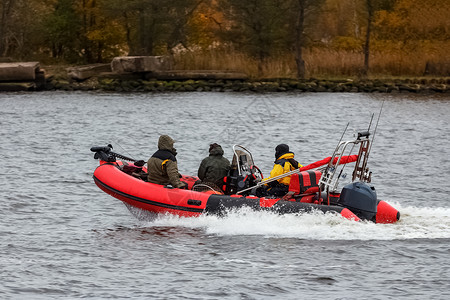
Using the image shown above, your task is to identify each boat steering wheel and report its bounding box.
[251,165,264,180]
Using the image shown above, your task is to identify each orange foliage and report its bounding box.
[375,0,450,40]
[187,0,224,49]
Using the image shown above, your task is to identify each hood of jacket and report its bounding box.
[209,145,224,156]
[158,135,175,151]
[276,152,295,161]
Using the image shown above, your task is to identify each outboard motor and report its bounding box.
[91,145,116,162]
[91,144,143,165]
[339,182,377,221]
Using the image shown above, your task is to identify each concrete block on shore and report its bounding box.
[0,82,35,91]
[111,56,171,74]
[0,62,40,81]
[67,64,111,81]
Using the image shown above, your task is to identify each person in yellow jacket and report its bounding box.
[260,144,302,196]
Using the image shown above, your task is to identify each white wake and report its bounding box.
[135,202,450,240]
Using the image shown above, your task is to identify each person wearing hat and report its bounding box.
[147,135,188,189]
[261,144,303,196]
[197,143,231,190]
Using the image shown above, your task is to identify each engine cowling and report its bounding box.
[339,182,377,222]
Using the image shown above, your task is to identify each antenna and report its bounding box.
[367,100,385,160]
[367,113,374,132]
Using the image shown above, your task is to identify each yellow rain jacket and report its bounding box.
[264,152,303,186]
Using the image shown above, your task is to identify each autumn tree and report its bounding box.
[102,0,202,56]
[78,0,98,63]
[217,0,292,76]
[374,0,450,42]
[43,0,82,61]
[0,0,14,56]
[186,1,223,49]
[317,0,366,51]
[77,0,126,63]
[361,0,373,77]
[0,0,53,59]
[286,0,325,79]
[361,0,396,77]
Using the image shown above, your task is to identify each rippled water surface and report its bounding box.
[1,91,450,299]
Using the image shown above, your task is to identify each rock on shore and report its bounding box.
[45,77,449,93]
[0,62,46,91]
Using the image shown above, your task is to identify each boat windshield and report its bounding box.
[231,145,256,176]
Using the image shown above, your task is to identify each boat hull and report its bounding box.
[93,161,399,223]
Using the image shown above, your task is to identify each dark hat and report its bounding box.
[209,143,220,153]
[275,144,289,159]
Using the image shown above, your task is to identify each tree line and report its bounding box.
[1,0,448,78]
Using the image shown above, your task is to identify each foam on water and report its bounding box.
[134,202,450,241]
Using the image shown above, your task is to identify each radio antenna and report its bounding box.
[367,113,374,132]
[367,100,385,160]
[338,122,350,147]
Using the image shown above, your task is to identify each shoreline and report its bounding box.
[49,77,449,93]
[0,76,449,93]
[0,61,448,93]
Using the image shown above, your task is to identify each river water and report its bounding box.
[1,91,450,299]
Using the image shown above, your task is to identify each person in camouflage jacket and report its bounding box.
[147,135,187,189]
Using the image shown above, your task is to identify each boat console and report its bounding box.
[224,145,263,195]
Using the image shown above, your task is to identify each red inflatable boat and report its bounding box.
[91,132,400,224]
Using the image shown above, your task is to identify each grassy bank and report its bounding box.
[173,46,450,79]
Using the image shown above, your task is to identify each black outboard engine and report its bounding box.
[339,182,377,221]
